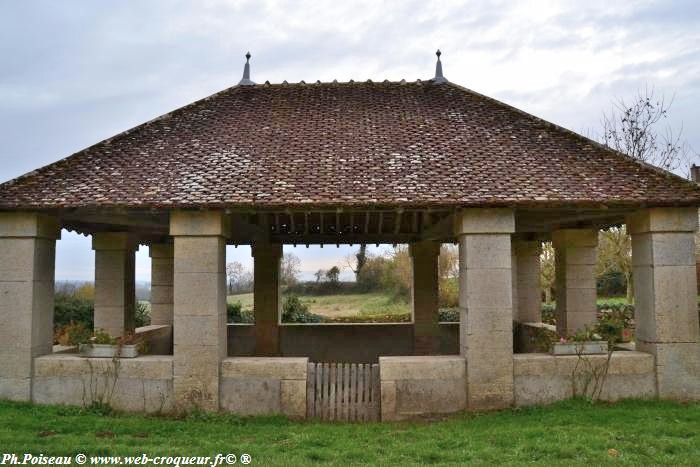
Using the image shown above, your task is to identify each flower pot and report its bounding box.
[550,341,608,355]
[79,344,139,358]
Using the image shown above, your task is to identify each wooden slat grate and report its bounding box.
[307,362,380,421]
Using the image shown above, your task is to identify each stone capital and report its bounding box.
[551,228,598,248]
[454,208,515,236]
[92,232,138,251]
[512,239,541,257]
[149,243,174,259]
[170,210,229,237]
[627,207,698,235]
[0,212,60,239]
[251,242,283,258]
[409,239,441,258]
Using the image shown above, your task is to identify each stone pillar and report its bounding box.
[149,243,174,354]
[552,229,598,336]
[628,208,700,400]
[456,208,515,410]
[93,232,137,337]
[150,243,174,326]
[0,213,59,401]
[409,240,441,355]
[252,243,282,356]
[513,240,542,323]
[171,211,227,411]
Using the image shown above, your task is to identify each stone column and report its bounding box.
[628,208,700,400]
[513,240,542,323]
[409,240,441,355]
[456,208,515,410]
[93,232,137,337]
[171,211,227,411]
[552,229,598,336]
[253,243,282,356]
[149,243,174,354]
[0,213,59,401]
[150,243,174,326]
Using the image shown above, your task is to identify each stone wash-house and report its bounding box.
[1,53,699,420]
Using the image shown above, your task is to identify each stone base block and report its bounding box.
[639,342,700,400]
[0,377,31,401]
[379,356,466,420]
[513,352,657,407]
[219,357,307,418]
[32,355,174,413]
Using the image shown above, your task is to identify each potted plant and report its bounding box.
[550,327,608,355]
[78,329,140,358]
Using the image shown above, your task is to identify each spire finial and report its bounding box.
[433,49,447,84]
[238,51,255,86]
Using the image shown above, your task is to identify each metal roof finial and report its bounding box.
[433,49,447,84]
[238,51,255,86]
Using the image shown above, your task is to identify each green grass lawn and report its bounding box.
[0,399,698,465]
[227,292,254,311]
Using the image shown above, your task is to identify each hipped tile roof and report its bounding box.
[1,79,699,210]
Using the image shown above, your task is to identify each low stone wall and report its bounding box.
[219,357,307,419]
[228,323,460,362]
[30,351,658,419]
[513,351,657,406]
[379,356,466,421]
[32,354,174,413]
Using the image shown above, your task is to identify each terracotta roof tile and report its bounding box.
[1,80,699,210]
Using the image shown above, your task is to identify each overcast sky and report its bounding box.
[1,0,699,282]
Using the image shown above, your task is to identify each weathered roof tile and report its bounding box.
[1,80,699,210]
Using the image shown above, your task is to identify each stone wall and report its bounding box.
[513,352,656,406]
[219,357,307,419]
[32,354,174,413]
[379,356,466,421]
[227,323,460,362]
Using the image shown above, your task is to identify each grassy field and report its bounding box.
[0,399,698,465]
[224,292,638,321]
[227,292,409,318]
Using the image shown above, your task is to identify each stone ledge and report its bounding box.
[513,351,654,377]
[34,354,173,380]
[221,357,308,380]
[379,355,465,381]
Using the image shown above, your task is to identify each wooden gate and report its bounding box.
[306,362,380,421]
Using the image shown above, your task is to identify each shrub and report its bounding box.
[54,292,94,330]
[596,271,627,297]
[227,302,254,323]
[135,302,150,328]
[54,322,92,346]
[541,303,555,324]
[439,278,459,308]
[282,295,324,323]
[438,308,459,322]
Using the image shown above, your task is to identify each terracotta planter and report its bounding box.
[79,343,139,358]
[550,341,608,355]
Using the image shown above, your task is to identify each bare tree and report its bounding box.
[439,244,459,280]
[226,262,245,294]
[326,266,340,284]
[280,253,301,287]
[540,242,555,304]
[314,269,325,283]
[601,87,692,173]
[597,227,633,303]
